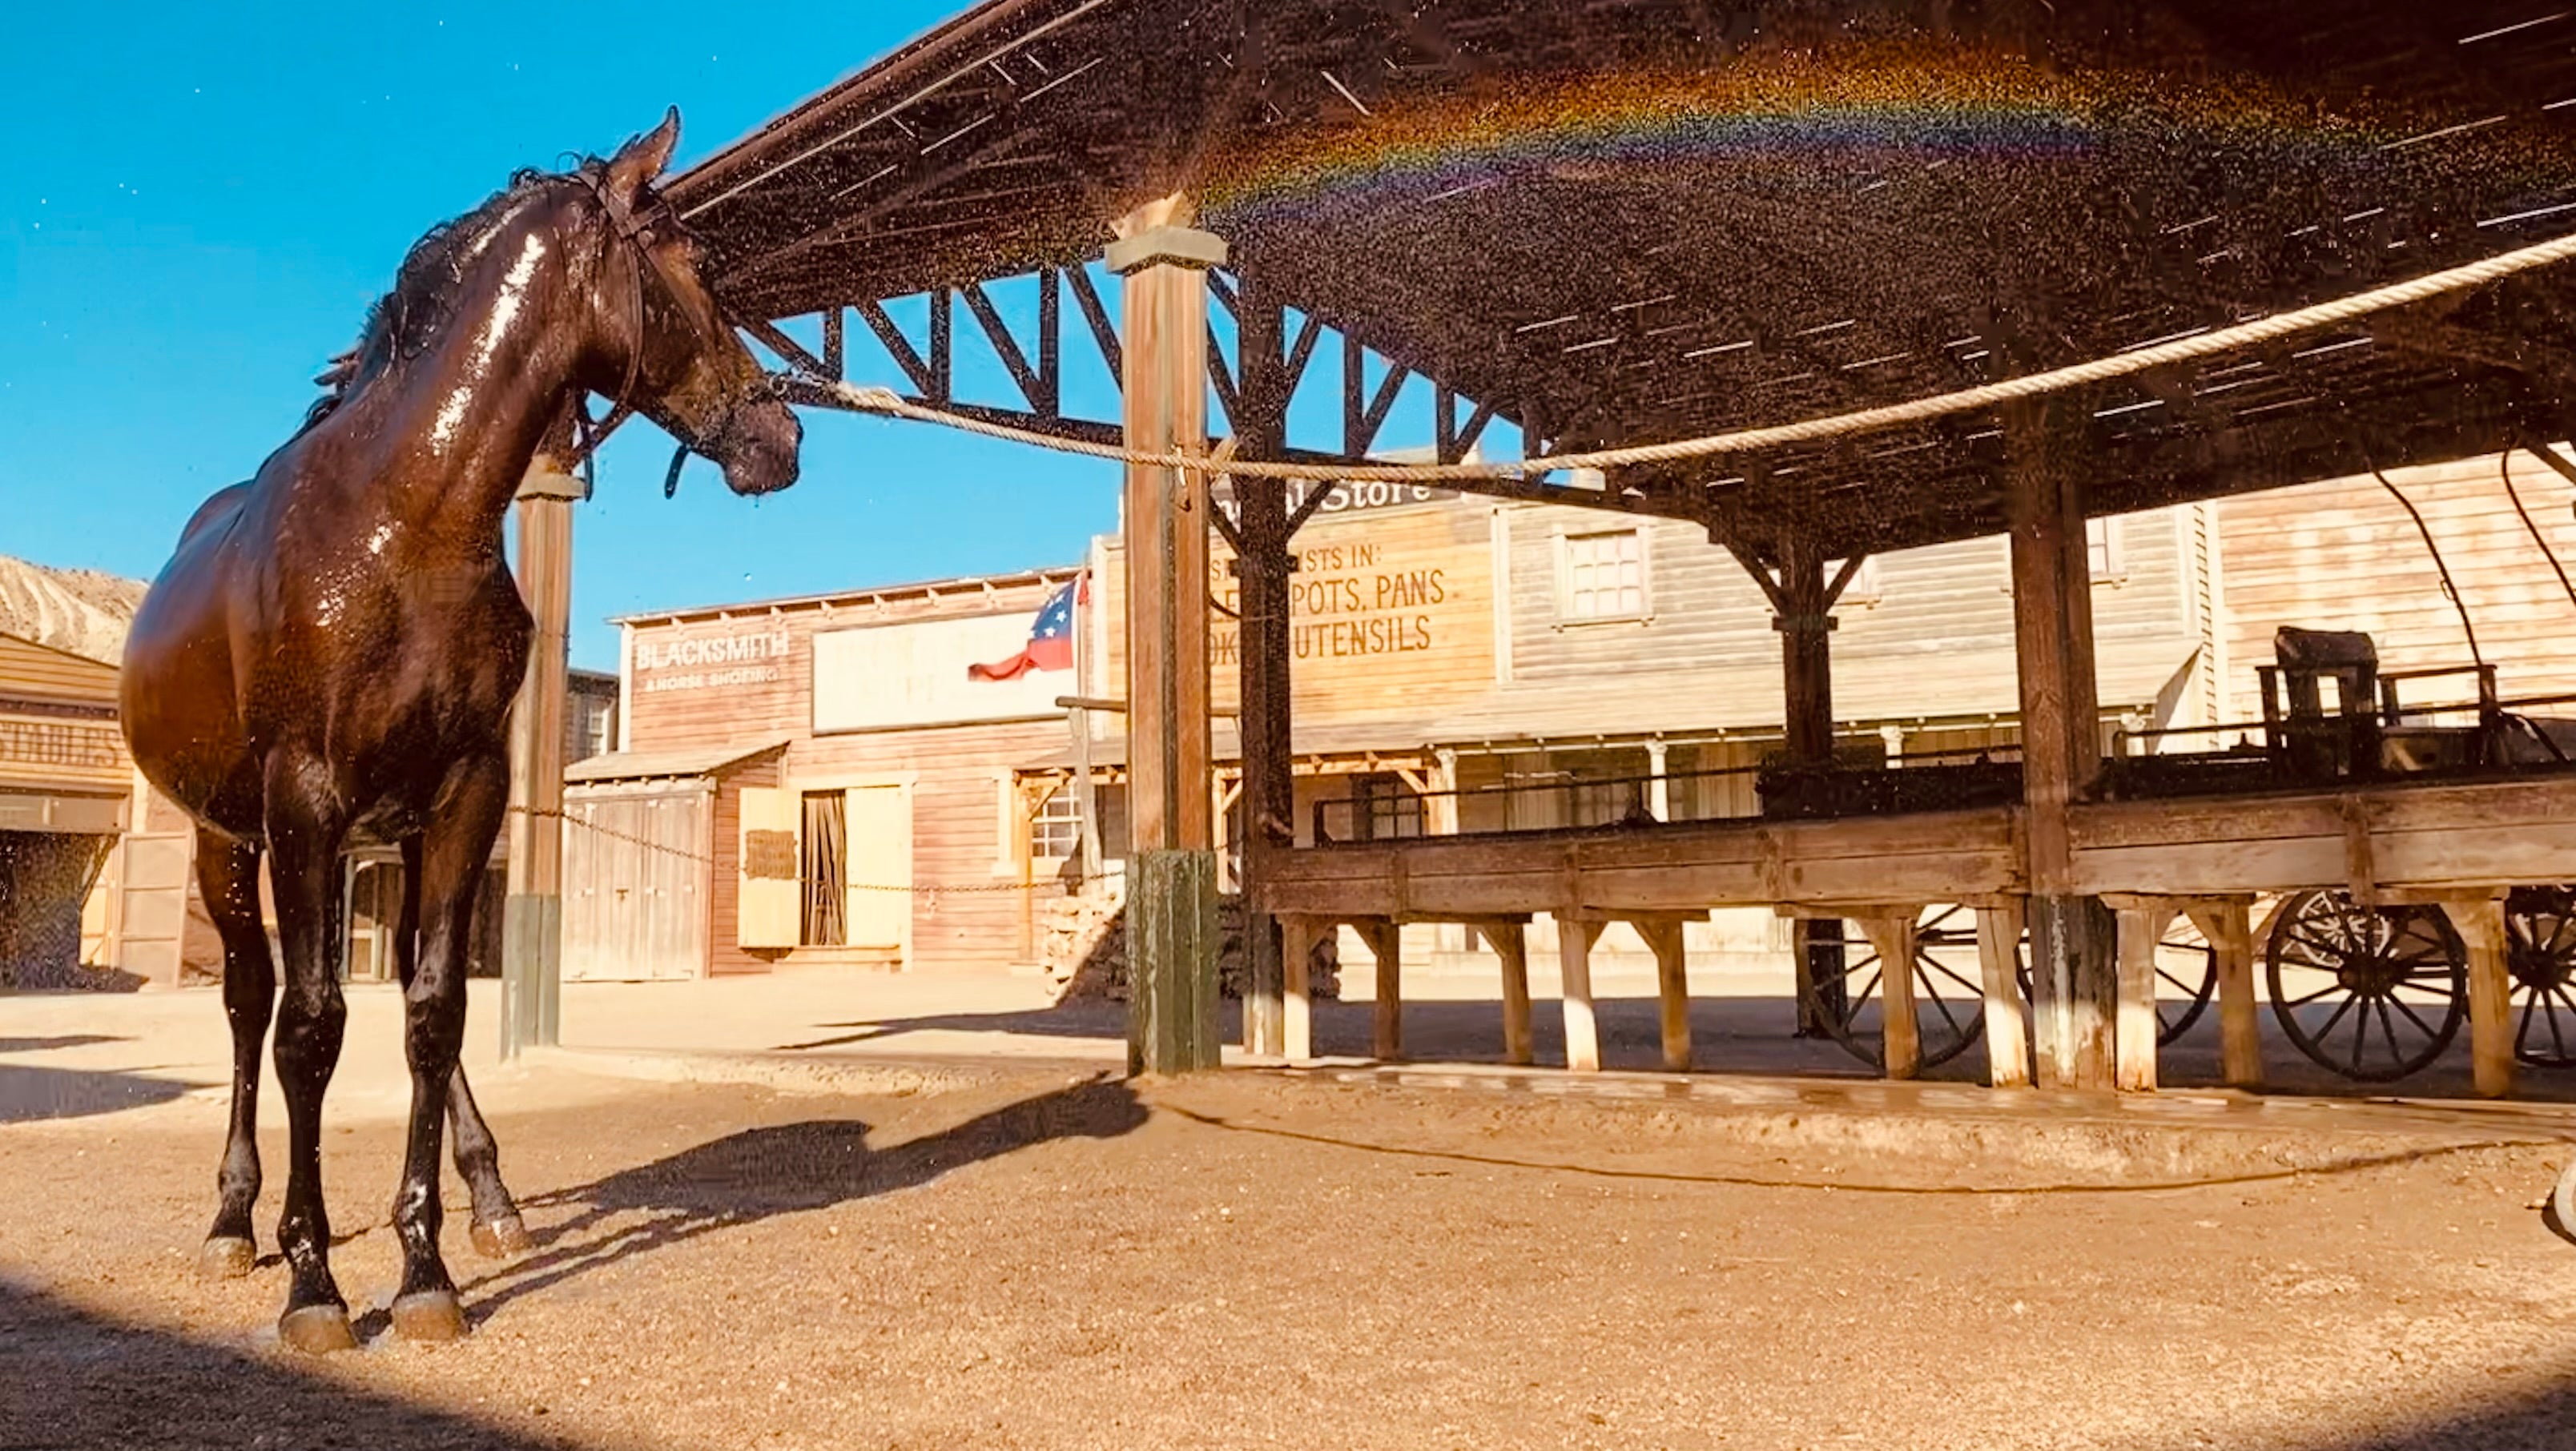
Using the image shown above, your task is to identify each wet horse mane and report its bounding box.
[300,161,602,432]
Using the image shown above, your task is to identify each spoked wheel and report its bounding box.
[2265,890,2467,1083]
[2505,886,2576,1069]
[1809,905,1987,1072]
[2147,916,2221,1047]
[2013,916,2219,1048]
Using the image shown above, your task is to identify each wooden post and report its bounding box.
[1280,914,1318,1063]
[502,457,580,1057]
[1109,199,1226,1075]
[1858,914,1922,1079]
[1556,917,1605,1072]
[1975,902,2032,1088]
[2438,893,2516,1099]
[1231,269,1294,1059]
[1130,851,1220,1076]
[1479,919,1534,1066]
[2006,397,2114,1090]
[1645,740,1670,822]
[1358,918,1403,1061]
[2188,901,2263,1089]
[1637,916,1693,1071]
[1768,537,1844,1039]
[2110,902,2177,1092]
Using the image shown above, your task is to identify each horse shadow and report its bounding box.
[460,1075,1145,1319]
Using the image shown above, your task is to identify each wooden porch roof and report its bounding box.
[672,1,2576,561]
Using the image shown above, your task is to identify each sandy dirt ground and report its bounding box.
[7,999,2576,1451]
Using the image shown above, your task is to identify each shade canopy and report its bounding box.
[672,0,2576,559]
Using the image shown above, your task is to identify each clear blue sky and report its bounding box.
[0,2,1141,669]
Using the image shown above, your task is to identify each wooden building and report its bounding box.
[0,558,193,990]
[565,569,1084,980]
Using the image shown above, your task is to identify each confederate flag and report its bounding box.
[968,574,1085,681]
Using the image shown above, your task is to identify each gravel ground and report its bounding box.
[6,1061,2576,1451]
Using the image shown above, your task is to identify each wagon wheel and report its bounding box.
[2011,916,2219,1048]
[2505,886,2576,1069]
[1810,905,1986,1072]
[2265,890,2466,1083]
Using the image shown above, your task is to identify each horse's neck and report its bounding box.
[356,221,598,546]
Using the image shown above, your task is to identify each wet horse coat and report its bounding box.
[119,111,799,1351]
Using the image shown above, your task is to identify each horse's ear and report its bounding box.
[606,107,681,201]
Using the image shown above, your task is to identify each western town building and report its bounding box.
[569,447,2576,988]
[0,545,620,993]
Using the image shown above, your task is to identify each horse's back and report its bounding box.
[122,480,263,838]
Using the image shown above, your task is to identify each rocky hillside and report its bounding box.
[0,555,149,665]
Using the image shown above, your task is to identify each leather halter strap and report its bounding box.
[562,168,670,468]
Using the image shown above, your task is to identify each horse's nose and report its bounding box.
[722,403,802,496]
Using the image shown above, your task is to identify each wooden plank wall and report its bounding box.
[0,633,119,706]
[1493,502,2197,726]
[793,720,1073,972]
[1098,501,1497,721]
[2215,452,2576,723]
[624,575,1079,975]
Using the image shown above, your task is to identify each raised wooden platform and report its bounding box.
[1254,774,2576,1099]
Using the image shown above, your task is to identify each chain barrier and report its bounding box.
[807,228,2576,482]
[506,804,1127,896]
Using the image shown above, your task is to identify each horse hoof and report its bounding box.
[470,1215,533,1260]
[278,1304,358,1355]
[199,1236,256,1281]
[391,1289,469,1343]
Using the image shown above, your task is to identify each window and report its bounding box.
[1351,773,1425,842]
[1559,528,1648,622]
[800,791,847,947]
[2087,517,2124,581]
[1030,790,1083,862]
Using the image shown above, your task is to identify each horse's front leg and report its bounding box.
[388,751,509,1341]
[261,756,356,1353]
[394,834,531,1260]
[195,827,274,1280]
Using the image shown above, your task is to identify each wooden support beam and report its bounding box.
[1232,276,1294,1059]
[1113,197,1223,1076]
[1477,919,1534,1066]
[1856,913,1922,1079]
[2112,903,2180,1092]
[1637,916,1693,1072]
[1280,914,1320,1063]
[2188,901,2263,1090]
[1975,902,2032,1088]
[1556,917,1606,1072]
[502,457,578,1057]
[1358,918,1404,1061]
[2008,396,2114,1091]
[2435,893,2517,1099]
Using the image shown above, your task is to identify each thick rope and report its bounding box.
[812,229,2576,483]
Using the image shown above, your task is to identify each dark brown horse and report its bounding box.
[119,111,799,1353]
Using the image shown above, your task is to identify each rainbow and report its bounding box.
[1201,46,2524,227]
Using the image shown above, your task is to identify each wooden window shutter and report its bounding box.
[737,786,801,949]
[842,785,910,952]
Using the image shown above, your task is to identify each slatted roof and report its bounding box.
[671,0,2576,560]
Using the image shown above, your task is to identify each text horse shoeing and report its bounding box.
[118,111,801,1353]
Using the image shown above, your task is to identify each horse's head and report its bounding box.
[586,110,802,496]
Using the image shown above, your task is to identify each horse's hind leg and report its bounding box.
[196,828,274,1280]
[387,753,509,1341]
[395,835,529,1259]
[262,759,356,1353]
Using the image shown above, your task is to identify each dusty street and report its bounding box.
[6,1013,2576,1451]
